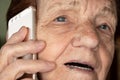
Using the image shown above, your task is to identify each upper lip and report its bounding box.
[64,60,96,71]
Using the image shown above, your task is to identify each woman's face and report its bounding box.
[36,0,117,80]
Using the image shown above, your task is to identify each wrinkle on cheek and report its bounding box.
[102,38,114,58]
[100,46,113,65]
[54,38,73,61]
[37,27,74,61]
[39,38,73,61]
[53,42,71,61]
[97,44,114,79]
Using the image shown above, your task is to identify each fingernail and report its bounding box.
[36,40,46,51]
[37,40,46,47]
[47,62,56,68]
[37,61,56,72]
[19,26,27,32]
[45,62,56,71]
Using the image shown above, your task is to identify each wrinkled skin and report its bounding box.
[0,0,117,80]
[36,0,117,80]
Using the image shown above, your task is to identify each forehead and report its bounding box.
[38,0,116,16]
[40,0,115,8]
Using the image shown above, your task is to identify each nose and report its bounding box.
[71,23,99,50]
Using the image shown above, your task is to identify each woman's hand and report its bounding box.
[0,27,55,80]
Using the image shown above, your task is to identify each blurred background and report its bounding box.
[0,0,119,80]
[0,0,10,47]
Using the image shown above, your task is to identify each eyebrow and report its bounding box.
[68,0,80,7]
[95,6,117,24]
[101,0,117,17]
[101,6,116,16]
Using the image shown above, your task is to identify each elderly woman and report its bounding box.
[0,0,119,80]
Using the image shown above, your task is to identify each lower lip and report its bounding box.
[64,65,98,80]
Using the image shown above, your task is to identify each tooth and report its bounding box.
[79,67,91,70]
[69,65,91,70]
[64,62,94,71]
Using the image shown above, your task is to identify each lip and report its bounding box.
[64,60,96,73]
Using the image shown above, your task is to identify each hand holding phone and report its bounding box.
[8,6,36,59]
[8,6,37,79]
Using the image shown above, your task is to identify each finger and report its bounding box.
[21,78,33,80]
[0,40,45,71]
[18,74,32,80]
[0,60,55,80]
[6,26,28,44]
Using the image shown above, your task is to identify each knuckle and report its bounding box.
[10,60,25,78]
[12,60,23,70]
[1,44,13,56]
[14,60,22,66]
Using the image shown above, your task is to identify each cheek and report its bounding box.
[98,41,114,79]
[100,47,113,70]
[99,36,115,67]
[36,27,73,61]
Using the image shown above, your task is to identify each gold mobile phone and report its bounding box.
[8,6,37,80]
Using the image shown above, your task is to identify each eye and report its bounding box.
[54,16,68,23]
[98,24,110,31]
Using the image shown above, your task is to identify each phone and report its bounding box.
[8,6,37,80]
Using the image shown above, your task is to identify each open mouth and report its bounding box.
[64,62,94,71]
